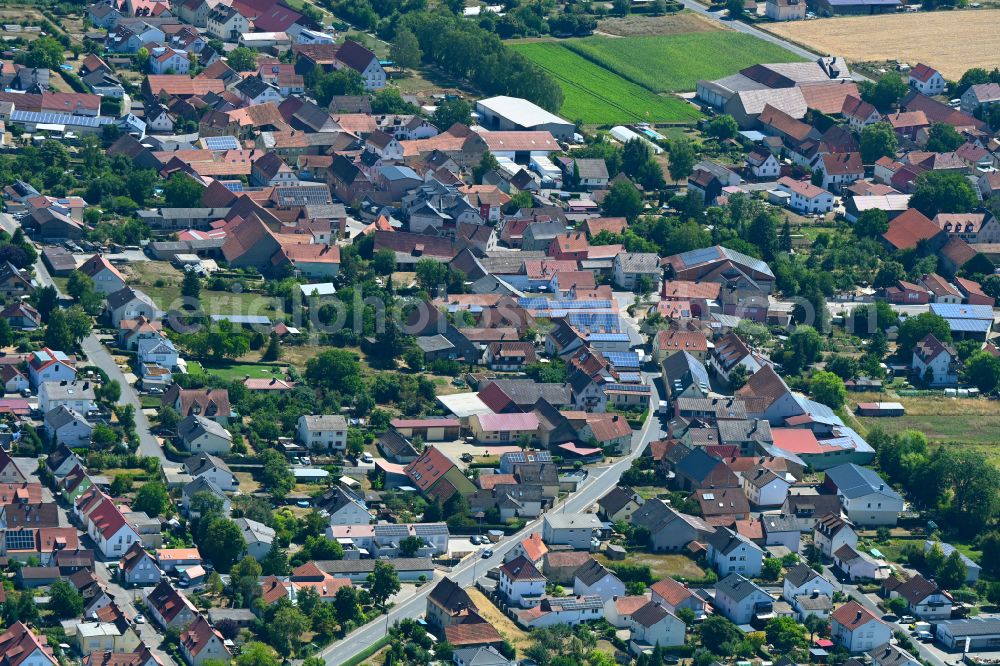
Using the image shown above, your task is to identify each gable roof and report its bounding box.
[832,600,882,630]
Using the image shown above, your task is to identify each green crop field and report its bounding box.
[563,32,805,94]
[511,41,702,125]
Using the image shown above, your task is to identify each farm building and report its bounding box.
[855,402,904,417]
[475,96,575,140]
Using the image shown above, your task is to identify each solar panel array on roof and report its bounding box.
[550,595,604,610]
[569,312,621,333]
[617,372,643,383]
[605,383,651,393]
[519,298,612,310]
[502,451,552,464]
[604,352,641,369]
[204,135,240,151]
[11,110,112,127]
[222,181,244,192]
[587,333,629,341]
[929,303,994,319]
[6,530,34,551]
[413,524,448,536]
[679,246,723,267]
[374,524,409,538]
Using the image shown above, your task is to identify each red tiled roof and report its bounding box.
[882,208,941,250]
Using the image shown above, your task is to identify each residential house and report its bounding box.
[542,513,602,550]
[106,288,159,327]
[911,333,959,386]
[812,152,863,192]
[44,406,93,447]
[834,544,890,581]
[177,416,232,455]
[650,577,707,618]
[960,82,1000,114]
[28,348,76,388]
[783,564,834,602]
[235,518,275,560]
[743,469,791,508]
[206,5,247,41]
[78,255,127,294]
[183,453,238,491]
[613,252,661,291]
[179,615,231,666]
[163,386,232,424]
[119,543,161,587]
[713,573,773,624]
[831,601,892,653]
[814,513,857,558]
[39,380,96,415]
[572,559,625,601]
[777,177,834,213]
[908,64,946,96]
[0,622,57,666]
[868,644,922,666]
[841,96,881,131]
[597,486,644,523]
[426,577,476,629]
[706,527,765,577]
[628,602,685,655]
[884,574,953,620]
[745,149,781,179]
[631,499,715,552]
[765,0,806,21]
[823,463,904,526]
[296,414,348,451]
[498,556,546,608]
[315,486,371,525]
[149,47,189,75]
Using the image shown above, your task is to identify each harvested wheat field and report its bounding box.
[597,10,723,36]
[763,9,1000,79]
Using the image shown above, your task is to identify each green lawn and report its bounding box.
[187,360,290,382]
[597,552,705,581]
[510,41,702,125]
[562,32,805,93]
[128,261,282,318]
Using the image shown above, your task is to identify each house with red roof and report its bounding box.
[955,276,996,307]
[0,622,57,666]
[908,64,945,96]
[776,177,834,214]
[884,279,929,305]
[144,581,197,630]
[179,615,230,666]
[403,446,476,501]
[831,601,891,652]
[83,494,142,558]
[79,254,127,294]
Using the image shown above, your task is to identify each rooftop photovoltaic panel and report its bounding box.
[519,298,613,311]
[569,312,621,332]
[11,110,112,127]
[502,451,552,464]
[203,135,241,150]
[604,352,641,368]
[5,530,35,551]
[222,181,244,192]
[605,383,651,393]
[413,524,448,536]
[373,524,409,537]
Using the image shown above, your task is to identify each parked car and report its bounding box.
[134,614,145,624]
[916,631,933,642]
[882,614,899,622]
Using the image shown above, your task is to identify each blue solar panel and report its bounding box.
[569,312,621,333]
[606,383,651,393]
[11,110,112,127]
[222,181,244,192]
[604,352,640,368]
[518,298,613,311]
[203,135,240,150]
[930,303,993,319]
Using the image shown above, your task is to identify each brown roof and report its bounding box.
[759,104,813,142]
[500,555,545,582]
[882,208,941,250]
[650,577,694,607]
[147,75,225,97]
[800,81,860,115]
[163,386,231,419]
[832,600,882,631]
[442,620,503,647]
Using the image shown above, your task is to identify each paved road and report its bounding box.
[679,2,818,60]
[24,220,168,465]
[318,376,666,664]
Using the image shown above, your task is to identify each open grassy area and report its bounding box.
[762,9,1000,79]
[562,32,805,94]
[851,392,1000,466]
[188,360,290,382]
[126,261,282,318]
[510,41,701,125]
[465,587,531,657]
[597,551,705,581]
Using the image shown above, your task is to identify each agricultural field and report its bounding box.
[596,10,724,37]
[762,9,1000,79]
[851,392,1000,466]
[511,41,702,125]
[563,32,805,94]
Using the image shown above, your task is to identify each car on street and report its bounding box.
[481,548,494,559]
[134,614,145,624]
[916,631,933,642]
[882,614,899,622]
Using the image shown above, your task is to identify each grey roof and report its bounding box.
[675,447,724,484]
[544,513,602,530]
[795,593,833,611]
[715,573,770,602]
[178,415,232,444]
[631,601,672,628]
[708,527,757,555]
[184,452,231,476]
[415,335,455,354]
[300,414,348,430]
[487,379,572,407]
[663,351,710,395]
[615,252,660,274]
[182,476,226,500]
[762,514,800,533]
[107,287,156,311]
[718,419,772,444]
[784,563,826,588]
[937,617,1000,637]
[234,517,275,545]
[41,381,96,402]
[451,646,512,666]
[825,464,901,501]
[574,558,616,586]
[44,405,88,429]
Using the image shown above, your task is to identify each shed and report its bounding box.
[855,402,904,417]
